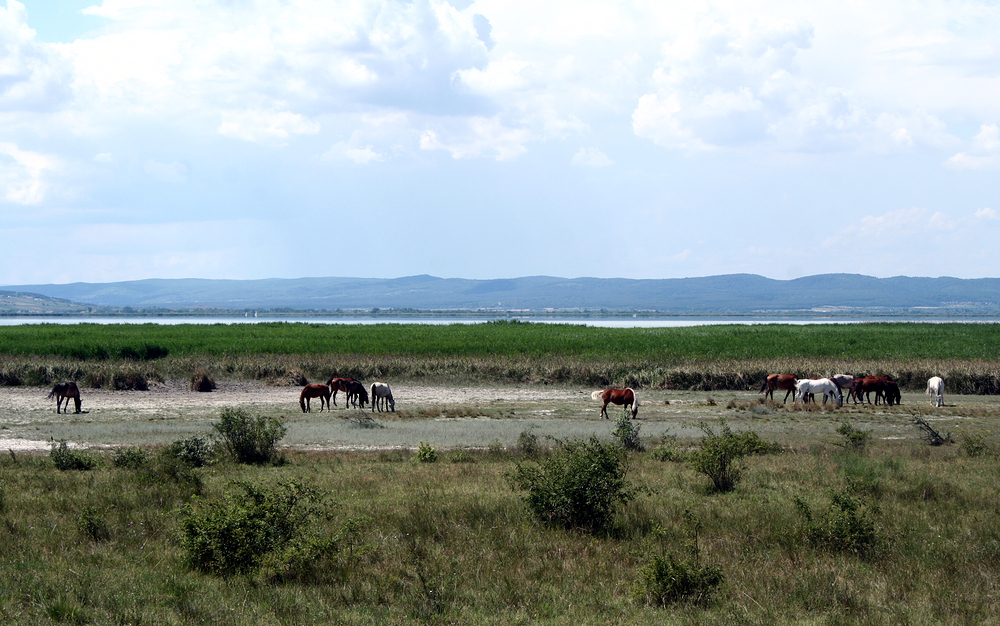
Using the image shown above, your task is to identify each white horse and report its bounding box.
[926,376,944,407]
[796,378,842,407]
[370,382,395,412]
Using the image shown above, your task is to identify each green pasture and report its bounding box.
[2,320,1000,361]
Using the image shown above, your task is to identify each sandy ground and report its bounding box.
[0,381,984,453]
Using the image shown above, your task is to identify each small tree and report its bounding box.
[507,436,636,533]
[213,407,286,465]
[612,408,644,452]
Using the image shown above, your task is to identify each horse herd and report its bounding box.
[42,376,946,417]
[298,377,396,413]
[760,373,946,408]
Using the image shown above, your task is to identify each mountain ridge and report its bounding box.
[3,274,1000,314]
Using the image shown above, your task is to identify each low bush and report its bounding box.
[213,407,286,465]
[516,428,540,456]
[112,446,148,469]
[163,435,214,468]
[416,441,438,463]
[507,436,637,533]
[796,489,882,560]
[836,422,872,451]
[635,551,724,607]
[689,422,781,493]
[50,441,97,471]
[961,431,990,457]
[190,370,216,392]
[179,480,332,577]
[77,506,111,542]
[612,410,644,452]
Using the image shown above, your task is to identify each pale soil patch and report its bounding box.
[0,382,992,452]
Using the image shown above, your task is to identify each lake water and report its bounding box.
[1,316,996,328]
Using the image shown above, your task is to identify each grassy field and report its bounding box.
[3,322,1000,393]
[1,416,998,625]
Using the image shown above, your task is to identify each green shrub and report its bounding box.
[416,441,438,463]
[836,422,872,451]
[796,489,882,560]
[77,506,111,542]
[179,480,330,576]
[112,446,148,469]
[612,409,644,452]
[516,428,540,456]
[212,408,286,465]
[689,422,781,493]
[50,441,97,471]
[190,370,216,392]
[163,435,214,467]
[507,436,637,533]
[961,431,990,457]
[651,435,688,462]
[635,551,724,607]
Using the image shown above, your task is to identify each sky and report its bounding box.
[0,0,999,285]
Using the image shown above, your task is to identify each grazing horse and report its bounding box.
[592,388,638,419]
[299,383,332,413]
[48,382,82,414]
[884,381,902,406]
[345,380,369,409]
[927,376,945,407]
[830,374,861,404]
[370,382,395,412]
[856,376,893,405]
[327,377,357,406]
[795,378,842,406]
[759,374,798,403]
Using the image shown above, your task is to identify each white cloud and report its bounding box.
[0,142,55,204]
[218,110,320,144]
[420,117,531,160]
[570,147,613,167]
[323,141,384,164]
[945,124,1000,170]
[0,1,73,111]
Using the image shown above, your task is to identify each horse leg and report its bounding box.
[600,401,609,419]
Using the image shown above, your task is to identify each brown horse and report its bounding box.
[48,382,82,414]
[327,377,357,406]
[592,388,638,419]
[759,374,797,403]
[300,383,332,412]
[856,376,897,405]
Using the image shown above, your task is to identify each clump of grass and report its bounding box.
[651,434,689,462]
[635,511,723,607]
[189,370,216,392]
[836,422,872,451]
[516,428,540,456]
[112,446,149,469]
[50,441,97,471]
[795,489,882,560]
[77,506,111,542]
[507,436,637,533]
[213,407,286,465]
[961,431,990,457]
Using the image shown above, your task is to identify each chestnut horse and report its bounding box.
[759,374,797,403]
[856,376,900,405]
[327,377,357,406]
[299,383,332,412]
[592,388,638,419]
[48,382,82,414]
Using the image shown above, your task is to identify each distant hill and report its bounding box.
[0,291,98,315]
[4,274,1000,315]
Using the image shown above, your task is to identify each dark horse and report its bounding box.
[299,383,332,412]
[759,374,798,403]
[593,388,638,419]
[345,380,369,409]
[48,382,82,414]
[327,377,358,406]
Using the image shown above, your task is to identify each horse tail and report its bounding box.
[591,390,603,401]
[626,388,638,406]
